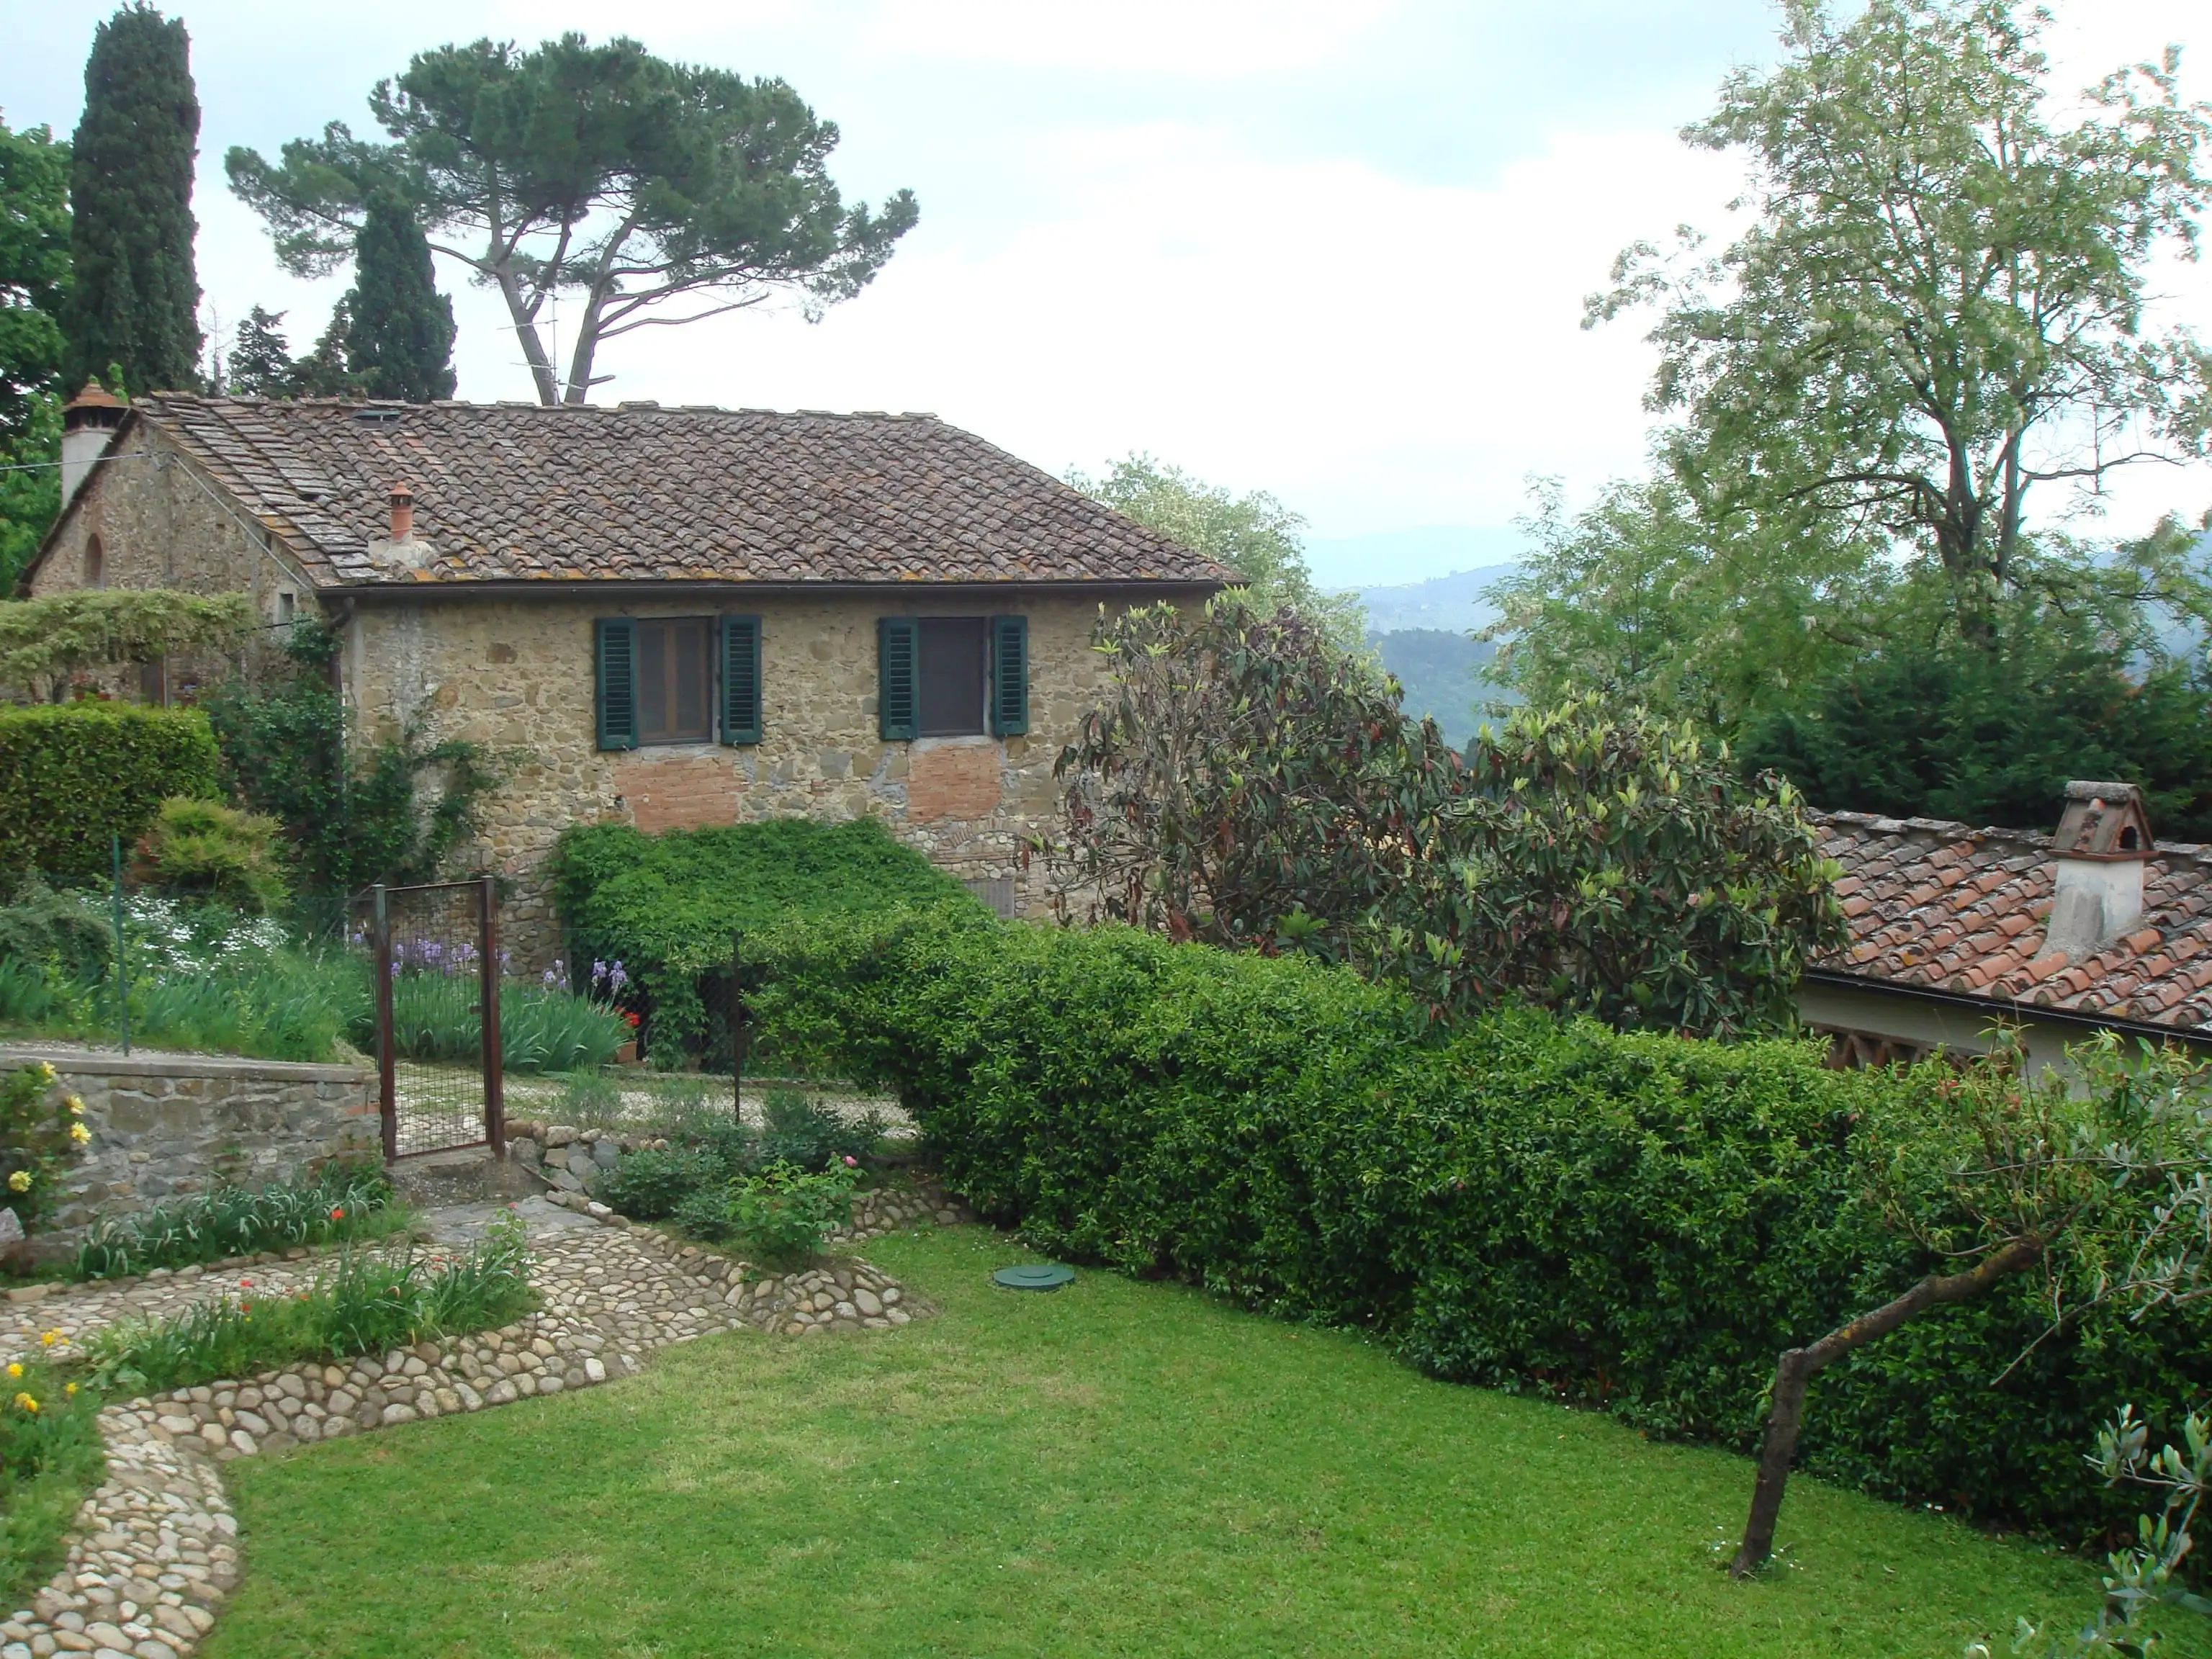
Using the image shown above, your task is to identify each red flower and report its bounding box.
[623,1011,641,1028]
[238,1278,252,1288]
[330,1207,345,1221]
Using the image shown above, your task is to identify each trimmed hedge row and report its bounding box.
[0,703,220,879]
[549,816,981,1061]
[755,907,2212,1544]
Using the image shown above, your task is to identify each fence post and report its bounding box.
[730,928,748,1123]
[372,884,396,1163]
[480,875,505,1158]
[109,832,130,1056]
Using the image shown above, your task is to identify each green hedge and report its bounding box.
[0,703,220,879]
[755,908,2212,1544]
[550,816,981,1061]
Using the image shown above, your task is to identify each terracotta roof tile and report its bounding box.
[1815,808,2212,1036]
[96,395,1237,591]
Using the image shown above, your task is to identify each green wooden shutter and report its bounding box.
[719,614,763,745]
[595,618,638,750]
[989,615,1029,737]
[878,616,919,741]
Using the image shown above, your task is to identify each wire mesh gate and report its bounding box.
[354,878,506,1161]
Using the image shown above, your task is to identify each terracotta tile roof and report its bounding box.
[109,396,1236,590]
[1812,809,2212,1035]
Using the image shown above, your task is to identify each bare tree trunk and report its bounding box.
[487,267,558,406]
[1729,1237,2043,1578]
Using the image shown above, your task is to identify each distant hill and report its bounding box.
[1353,563,1519,637]
[1371,627,1516,749]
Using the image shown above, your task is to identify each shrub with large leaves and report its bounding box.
[1401,696,1845,1035]
[1053,597,1841,1035]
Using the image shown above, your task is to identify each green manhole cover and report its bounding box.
[993,1264,1076,1292]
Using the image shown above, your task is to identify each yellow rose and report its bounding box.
[6,1170,27,1192]
[68,1123,90,1145]
[39,1330,59,1346]
[4,1363,19,1379]
[65,1382,77,1396]
[36,1062,55,1082]
[11,1393,36,1413]
[65,1096,84,1115]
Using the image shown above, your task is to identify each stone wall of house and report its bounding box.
[26,428,317,693]
[0,1047,379,1259]
[344,591,1125,963]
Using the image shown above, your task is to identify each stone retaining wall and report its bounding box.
[0,1048,378,1259]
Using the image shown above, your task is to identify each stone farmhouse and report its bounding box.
[1805,781,2212,1075]
[24,386,1232,957]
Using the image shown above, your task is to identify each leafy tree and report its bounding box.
[1052,595,1454,961]
[1588,0,2212,652]
[1067,453,1367,653]
[226,32,917,405]
[1485,474,1874,728]
[1053,601,1840,1037]
[65,4,202,395]
[223,305,297,397]
[0,119,70,593]
[1733,1035,2212,1578]
[344,187,454,401]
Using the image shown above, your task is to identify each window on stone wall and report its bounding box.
[83,536,104,589]
[917,618,988,737]
[635,618,713,744]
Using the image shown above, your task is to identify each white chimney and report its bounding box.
[2042,781,2154,961]
[59,381,125,507]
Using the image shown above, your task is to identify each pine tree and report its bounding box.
[293,298,361,397]
[66,4,202,395]
[224,306,296,396]
[344,189,455,401]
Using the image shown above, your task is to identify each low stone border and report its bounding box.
[1,1406,232,1659]
[4,1179,968,1659]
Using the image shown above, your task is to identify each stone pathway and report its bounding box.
[2,1179,968,1659]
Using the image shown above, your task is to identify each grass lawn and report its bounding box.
[203,1226,2185,1659]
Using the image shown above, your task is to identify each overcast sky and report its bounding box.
[3,0,2208,584]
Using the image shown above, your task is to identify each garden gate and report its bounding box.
[355,878,506,1162]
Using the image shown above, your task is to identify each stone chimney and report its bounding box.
[2042,781,2154,961]
[59,381,125,507]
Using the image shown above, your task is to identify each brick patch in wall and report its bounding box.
[908,739,1002,823]
[620,752,744,833]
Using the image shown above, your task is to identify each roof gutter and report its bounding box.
[326,577,1228,604]
[1799,966,2212,1048]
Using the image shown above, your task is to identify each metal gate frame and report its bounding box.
[367,875,506,1162]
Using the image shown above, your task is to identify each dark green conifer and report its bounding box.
[224,306,295,396]
[344,189,456,401]
[65,4,202,394]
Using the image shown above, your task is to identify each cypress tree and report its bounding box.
[345,189,456,401]
[66,4,202,394]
